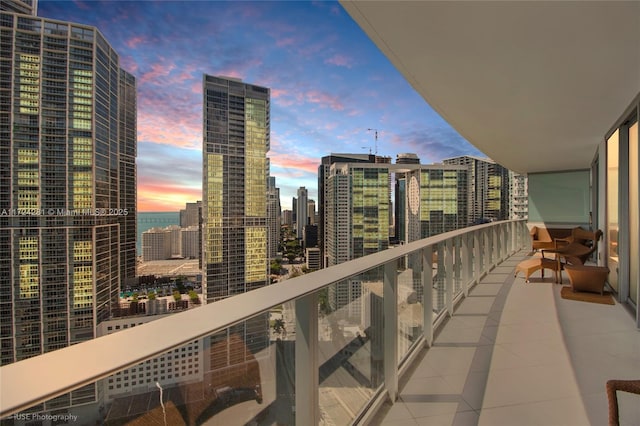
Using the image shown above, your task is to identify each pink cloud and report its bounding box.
[306,90,344,111]
[138,184,202,212]
[271,88,287,98]
[125,35,146,49]
[276,37,296,47]
[325,54,353,69]
[139,62,177,84]
[120,56,139,74]
[270,154,319,175]
[72,0,90,10]
[137,113,201,149]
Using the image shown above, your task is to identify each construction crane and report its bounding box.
[367,128,380,155]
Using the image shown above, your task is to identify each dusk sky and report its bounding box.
[38,0,483,212]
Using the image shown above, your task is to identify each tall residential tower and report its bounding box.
[202,75,270,366]
[0,5,136,412]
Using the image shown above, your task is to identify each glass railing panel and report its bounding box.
[433,242,446,316]
[398,252,424,363]
[319,267,384,425]
[4,309,289,425]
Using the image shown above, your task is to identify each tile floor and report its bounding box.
[371,252,640,426]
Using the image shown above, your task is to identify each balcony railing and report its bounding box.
[0,220,529,425]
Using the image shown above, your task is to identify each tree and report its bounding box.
[174,275,187,293]
[270,260,282,275]
[188,290,200,304]
[272,318,286,338]
[318,288,331,316]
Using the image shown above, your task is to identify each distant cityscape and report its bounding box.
[0,0,528,424]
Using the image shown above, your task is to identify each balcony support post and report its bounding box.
[454,237,461,295]
[445,238,454,316]
[507,222,516,256]
[423,245,434,347]
[484,229,491,274]
[474,230,482,283]
[295,292,319,426]
[498,224,504,262]
[494,225,500,262]
[461,233,471,296]
[384,259,398,401]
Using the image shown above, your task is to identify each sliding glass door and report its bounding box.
[629,120,638,305]
[607,130,619,292]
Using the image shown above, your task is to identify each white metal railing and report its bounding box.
[0,219,529,424]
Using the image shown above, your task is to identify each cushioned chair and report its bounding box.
[606,379,640,426]
[529,226,555,251]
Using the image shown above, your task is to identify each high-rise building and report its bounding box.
[443,155,510,224]
[179,201,201,228]
[281,209,293,227]
[400,165,468,242]
[202,75,269,300]
[180,226,200,259]
[318,153,377,268]
[0,5,136,413]
[0,0,36,15]
[307,199,316,225]
[326,163,390,315]
[202,75,270,365]
[509,171,529,220]
[295,186,308,240]
[141,228,171,261]
[267,176,281,259]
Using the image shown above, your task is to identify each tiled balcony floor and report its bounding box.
[373,251,640,426]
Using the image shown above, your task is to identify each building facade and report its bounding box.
[318,153,377,268]
[179,201,201,228]
[181,226,200,259]
[443,155,510,224]
[202,75,270,370]
[401,165,469,242]
[267,176,281,259]
[0,6,136,412]
[295,186,308,240]
[509,171,529,220]
[141,228,171,261]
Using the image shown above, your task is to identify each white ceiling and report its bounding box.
[341,1,640,174]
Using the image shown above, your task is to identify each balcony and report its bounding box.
[2,220,638,425]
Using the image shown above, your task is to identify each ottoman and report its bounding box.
[515,257,559,283]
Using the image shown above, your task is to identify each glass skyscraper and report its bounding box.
[202,75,269,301]
[0,5,136,411]
[202,75,270,367]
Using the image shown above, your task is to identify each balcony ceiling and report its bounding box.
[341,1,640,174]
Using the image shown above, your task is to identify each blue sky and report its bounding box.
[38,0,482,211]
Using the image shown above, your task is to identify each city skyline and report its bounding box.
[37,0,484,211]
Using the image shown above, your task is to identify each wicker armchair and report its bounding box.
[606,379,640,426]
[544,228,603,266]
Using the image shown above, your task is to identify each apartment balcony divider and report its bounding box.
[0,220,529,425]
